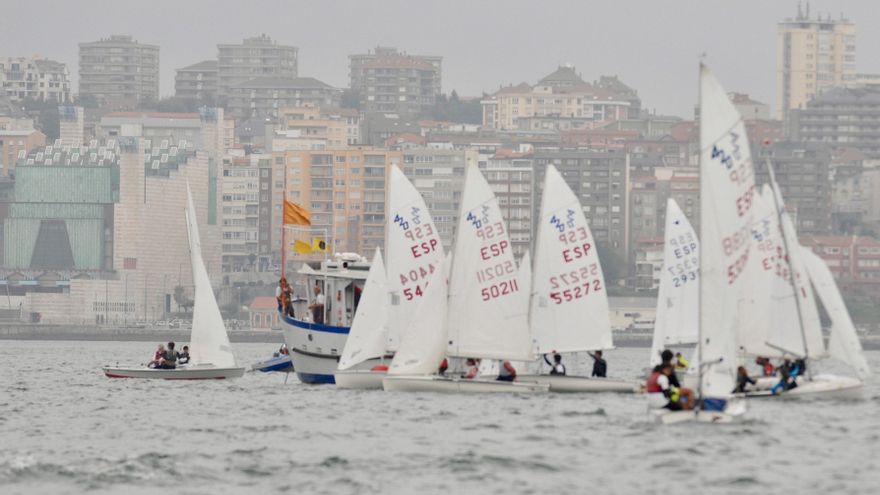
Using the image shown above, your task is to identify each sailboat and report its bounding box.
[738,166,867,399]
[519,164,638,393]
[651,65,753,423]
[649,198,699,372]
[334,249,390,389]
[103,185,245,379]
[384,165,547,393]
[334,166,446,389]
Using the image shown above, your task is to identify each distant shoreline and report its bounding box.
[2,324,879,350]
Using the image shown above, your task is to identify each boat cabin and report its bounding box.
[291,253,370,328]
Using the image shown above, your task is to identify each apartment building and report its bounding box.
[277,106,360,147]
[788,86,880,159]
[801,234,880,299]
[349,46,442,115]
[776,7,856,119]
[226,76,340,120]
[220,152,267,273]
[0,56,71,102]
[174,60,218,102]
[79,35,159,107]
[217,35,298,99]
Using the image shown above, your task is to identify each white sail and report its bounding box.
[388,257,447,376]
[801,246,870,380]
[698,65,756,400]
[519,249,532,317]
[650,198,699,367]
[338,249,389,370]
[530,165,613,355]
[447,165,532,361]
[738,185,788,357]
[385,165,445,352]
[185,185,236,368]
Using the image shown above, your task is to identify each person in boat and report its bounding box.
[438,358,449,376]
[148,344,165,368]
[279,343,289,356]
[771,358,801,394]
[646,363,693,411]
[497,361,517,382]
[159,342,179,369]
[675,352,689,371]
[178,346,190,365]
[660,349,695,408]
[309,285,325,324]
[733,366,756,393]
[588,351,607,378]
[543,352,566,375]
[464,358,479,379]
[756,356,775,376]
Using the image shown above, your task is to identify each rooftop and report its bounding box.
[178,60,218,72]
[230,76,334,90]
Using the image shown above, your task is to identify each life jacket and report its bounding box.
[646,371,663,393]
[763,362,774,376]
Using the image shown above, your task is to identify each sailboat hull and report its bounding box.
[649,399,747,425]
[744,373,863,400]
[103,365,246,380]
[518,374,640,393]
[334,369,386,389]
[383,375,549,393]
[250,355,294,373]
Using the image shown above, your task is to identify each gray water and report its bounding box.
[1,341,879,495]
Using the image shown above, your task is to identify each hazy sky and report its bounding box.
[1,0,878,117]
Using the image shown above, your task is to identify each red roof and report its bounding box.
[249,296,278,311]
[385,133,426,148]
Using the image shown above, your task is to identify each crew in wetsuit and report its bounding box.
[660,350,682,388]
[660,349,695,408]
[464,359,479,379]
[771,358,802,394]
[438,358,449,376]
[543,352,566,375]
[588,351,607,378]
[646,364,688,410]
[497,361,517,382]
[733,366,756,393]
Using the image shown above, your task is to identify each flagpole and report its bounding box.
[282,154,288,282]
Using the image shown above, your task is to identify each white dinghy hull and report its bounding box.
[334,369,387,389]
[103,365,245,380]
[650,399,747,425]
[383,375,549,393]
[518,374,640,393]
[745,374,863,400]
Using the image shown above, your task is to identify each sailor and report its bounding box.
[497,361,517,382]
[733,366,756,393]
[178,346,190,365]
[464,359,479,379]
[660,349,695,409]
[308,285,326,324]
[148,344,165,368]
[159,341,179,369]
[279,343,289,356]
[646,363,682,410]
[675,352,690,370]
[772,358,801,394]
[756,356,775,376]
[543,352,566,375]
[438,358,449,376]
[588,350,607,378]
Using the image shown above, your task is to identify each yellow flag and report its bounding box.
[283,200,311,225]
[312,237,328,252]
[294,240,312,254]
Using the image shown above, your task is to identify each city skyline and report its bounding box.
[2,0,879,117]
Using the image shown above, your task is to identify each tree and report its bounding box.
[425,89,482,124]
[341,89,361,110]
[173,285,194,313]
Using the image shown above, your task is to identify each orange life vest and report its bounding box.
[646,371,663,393]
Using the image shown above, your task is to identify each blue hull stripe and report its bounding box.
[280,312,350,335]
[297,371,336,385]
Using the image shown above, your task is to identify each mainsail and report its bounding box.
[185,184,236,368]
[698,65,756,401]
[650,198,699,367]
[385,165,445,352]
[447,165,532,361]
[338,248,389,370]
[530,164,612,355]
